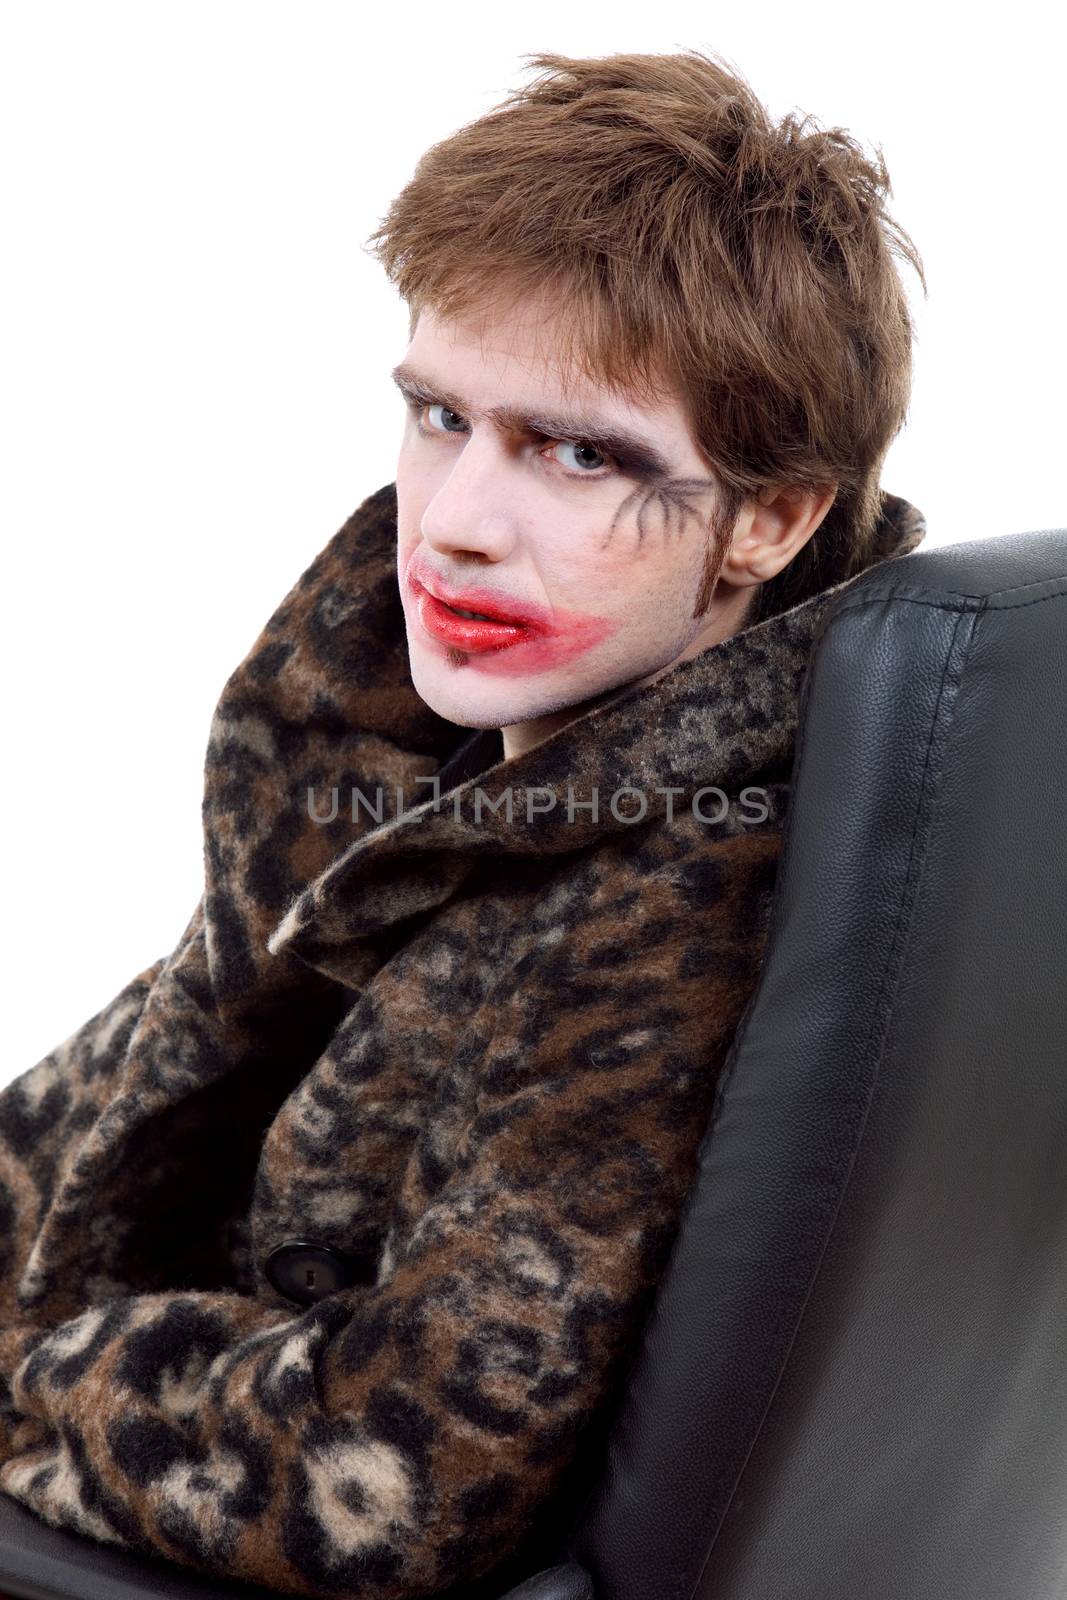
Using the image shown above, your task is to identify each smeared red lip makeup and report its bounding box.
[406,572,618,675]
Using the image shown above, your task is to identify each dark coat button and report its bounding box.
[263,1239,366,1306]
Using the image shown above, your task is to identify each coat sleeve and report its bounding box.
[0,1070,658,1597]
[0,956,167,1454]
[0,830,782,1599]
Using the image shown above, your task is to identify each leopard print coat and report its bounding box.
[0,481,925,1598]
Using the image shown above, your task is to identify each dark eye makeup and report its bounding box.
[401,392,666,486]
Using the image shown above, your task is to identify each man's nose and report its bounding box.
[420,432,523,561]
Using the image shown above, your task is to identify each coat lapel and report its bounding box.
[264,579,842,977]
[18,484,452,1311]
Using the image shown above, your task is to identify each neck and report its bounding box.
[500,681,629,761]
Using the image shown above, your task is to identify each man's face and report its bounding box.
[393,300,751,756]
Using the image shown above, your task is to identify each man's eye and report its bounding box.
[425,402,468,434]
[549,440,608,474]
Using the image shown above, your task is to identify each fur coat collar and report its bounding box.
[0,481,925,1598]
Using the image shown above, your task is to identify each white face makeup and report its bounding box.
[393,300,758,760]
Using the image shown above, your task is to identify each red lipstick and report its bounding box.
[415,578,539,652]
[406,568,619,674]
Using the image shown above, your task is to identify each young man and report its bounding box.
[0,48,925,1600]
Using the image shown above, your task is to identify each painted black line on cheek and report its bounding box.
[602,475,719,552]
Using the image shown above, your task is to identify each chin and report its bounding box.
[406,648,582,733]
[407,653,506,729]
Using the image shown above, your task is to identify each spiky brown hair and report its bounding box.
[365,48,925,623]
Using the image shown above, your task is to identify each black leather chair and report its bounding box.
[2,525,1065,1600]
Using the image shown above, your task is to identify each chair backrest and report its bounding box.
[552,528,1067,1600]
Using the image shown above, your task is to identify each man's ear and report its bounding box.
[718,482,838,589]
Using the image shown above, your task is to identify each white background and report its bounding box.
[2,2,1063,1081]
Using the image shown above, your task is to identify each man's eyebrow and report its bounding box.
[390,362,673,479]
